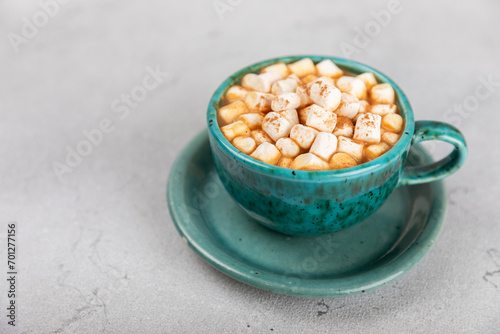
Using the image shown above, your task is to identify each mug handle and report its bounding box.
[398,120,468,186]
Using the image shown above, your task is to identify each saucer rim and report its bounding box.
[167,130,447,298]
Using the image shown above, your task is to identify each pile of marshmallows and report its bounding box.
[218,58,404,170]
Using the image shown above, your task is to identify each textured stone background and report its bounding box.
[0,0,499,333]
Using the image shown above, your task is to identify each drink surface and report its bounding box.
[217,58,404,170]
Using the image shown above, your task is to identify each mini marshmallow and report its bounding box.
[319,76,335,85]
[288,58,316,78]
[296,86,313,107]
[356,72,378,90]
[309,132,338,161]
[251,130,273,145]
[333,116,354,138]
[245,92,274,112]
[241,73,265,92]
[365,142,391,161]
[370,83,395,104]
[352,100,369,123]
[337,136,364,162]
[369,104,397,116]
[336,93,360,119]
[276,108,299,126]
[219,100,249,124]
[298,107,309,124]
[291,153,330,171]
[305,104,337,133]
[278,157,293,169]
[290,124,319,150]
[250,142,281,165]
[330,153,357,170]
[262,112,293,142]
[225,85,249,102]
[232,136,256,154]
[382,132,400,146]
[308,79,342,111]
[258,71,282,86]
[238,113,264,130]
[352,113,362,124]
[261,62,289,79]
[287,74,303,85]
[271,93,301,112]
[336,76,367,100]
[306,75,329,88]
[221,121,251,142]
[316,59,343,78]
[271,78,299,95]
[302,74,319,84]
[359,100,369,114]
[241,72,281,93]
[318,77,335,86]
[381,113,404,132]
[353,113,382,144]
[276,137,301,158]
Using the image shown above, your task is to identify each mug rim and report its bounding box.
[207,55,415,180]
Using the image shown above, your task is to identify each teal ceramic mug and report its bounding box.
[207,56,467,236]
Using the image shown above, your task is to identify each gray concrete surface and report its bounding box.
[0,0,499,333]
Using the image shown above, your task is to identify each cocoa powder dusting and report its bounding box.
[217,59,404,170]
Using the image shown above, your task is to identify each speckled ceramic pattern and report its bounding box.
[400,120,467,186]
[167,131,447,298]
[207,56,467,235]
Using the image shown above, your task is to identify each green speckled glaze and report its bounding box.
[167,132,448,297]
[399,120,467,186]
[207,56,467,236]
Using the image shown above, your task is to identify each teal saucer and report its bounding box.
[167,130,447,298]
